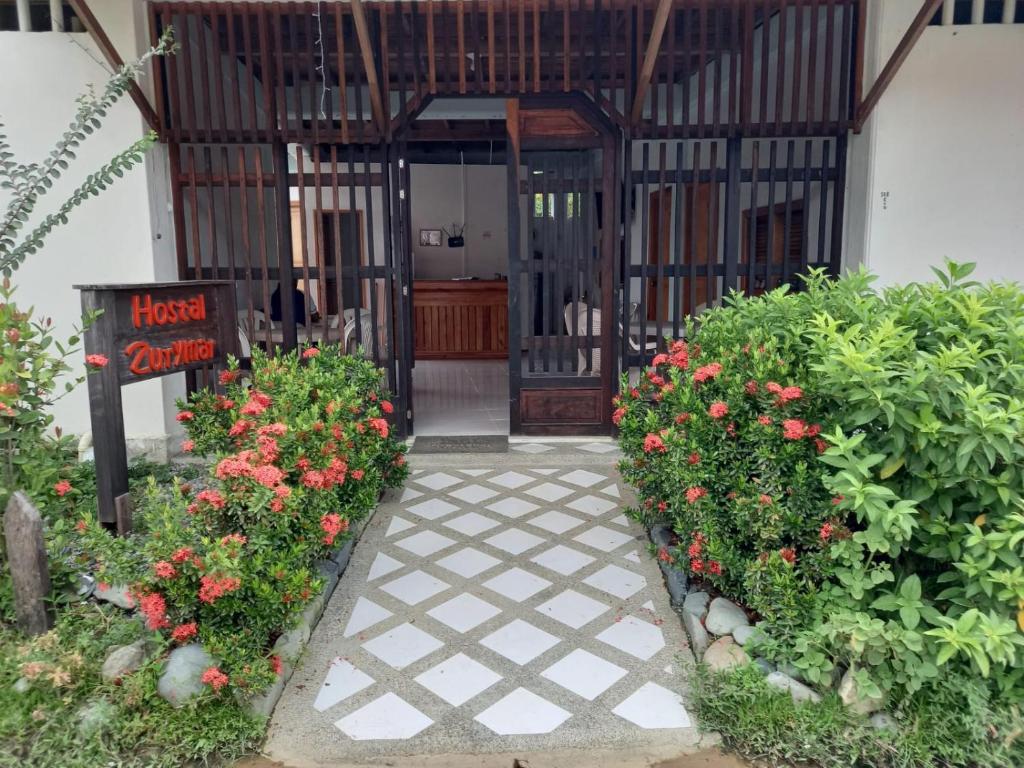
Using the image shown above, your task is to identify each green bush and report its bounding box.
[65,345,407,698]
[619,261,1024,704]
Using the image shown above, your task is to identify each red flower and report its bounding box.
[181,439,194,453]
[779,547,797,564]
[744,380,758,395]
[806,423,822,437]
[195,489,226,510]
[612,406,627,426]
[643,433,667,454]
[708,560,722,575]
[240,398,266,416]
[820,522,834,542]
[815,438,828,454]
[708,401,729,419]
[85,353,109,368]
[782,419,807,440]
[198,575,241,604]
[687,540,702,558]
[692,362,723,384]
[74,519,88,533]
[171,547,194,564]
[369,418,390,438]
[302,347,320,358]
[685,486,707,504]
[758,494,772,506]
[757,414,772,426]
[218,369,239,385]
[171,622,198,644]
[153,561,177,579]
[138,592,170,630]
[201,666,229,691]
[352,469,364,481]
[6,329,19,343]
[765,381,783,395]
[381,400,394,415]
[320,513,349,546]
[778,386,803,403]
[687,452,700,466]
[53,480,72,497]
[176,410,194,422]
[219,533,247,547]
[657,547,673,564]
[832,495,845,505]
[270,655,283,676]
[690,558,704,573]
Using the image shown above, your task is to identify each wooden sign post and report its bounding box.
[75,281,238,534]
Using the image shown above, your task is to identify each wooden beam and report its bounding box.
[630,0,673,126]
[67,0,161,134]
[854,0,943,133]
[350,0,388,135]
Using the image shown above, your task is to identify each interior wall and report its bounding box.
[410,164,508,280]
[845,1,1024,285]
[0,2,183,456]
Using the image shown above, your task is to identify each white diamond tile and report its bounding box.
[526,482,574,502]
[510,443,554,454]
[535,589,610,629]
[596,615,666,661]
[484,527,545,555]
[313,659,374,712]
[406,498,461,521]
[532,468,558,476]
[460,469,491,477]
[394,530,457,557]
[642,600,655,612]
[399,487,423,503]
[527,510,586,535]
[609,514,630,527]
[362,622,444,669]
[612,682,692,729]
[474,688,571,735]
[623,551,642,564]
[367,552,404,581]
[559,469,607,488]
[577,442,619,454]
[413,472,462,491]
[566,494,618,517]
[530,545,596,576]
[344,597,393,638]
[415,652,502,706]
[486,497,540,519]
[443,512,501,537]
[583,564,647,599]
[479,619,561,665]
[427,593,502,633]
[573,525,634,553]
[489,471,534,489]
[379,570,450,606]
[599,483,621,498]
[334,692,433,740]
[483,567,552,602]
[540,649,628,701]
[449,484,500,504]
[386,517,416,537]
[434,547,503,579]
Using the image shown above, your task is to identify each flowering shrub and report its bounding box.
[617,336,836,633]
[76,344,407,697]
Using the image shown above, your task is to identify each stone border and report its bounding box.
[242,499,384,718]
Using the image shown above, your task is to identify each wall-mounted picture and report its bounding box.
[419,229,443,247]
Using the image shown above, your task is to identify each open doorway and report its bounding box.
[403,103,510,436]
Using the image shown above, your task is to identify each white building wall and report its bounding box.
[0,0,184,456]
[844,1,1024,285]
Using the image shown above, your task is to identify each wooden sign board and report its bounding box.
[75,281,238,533]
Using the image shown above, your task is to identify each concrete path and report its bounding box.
[265,440,707,767]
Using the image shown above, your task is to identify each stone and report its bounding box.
[682,591,709,619]
[77,699,117,737]
[650,523,673,549]
[752,657,774,676]
[272,621,311,662]
[101,639,148,682]
[158,644,215,707]
[732,624,764,647]
[870,712,898,731]
[705,597,749,636]
[332,537,356,571]
[12,677,31,694]
[766,671,822,704]
[240,671,287,719]
[778,662,805,682]
[682,609,710,660]
[3,492,54,635]
[301,593,326,628]
[702,636,749,672]
[838,669,885,715]
[94,583,134,610]
[316,560,340,600]
[659,561,689,605]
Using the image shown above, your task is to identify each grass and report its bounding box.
[0,601,262,768]
[692,664,1024,768]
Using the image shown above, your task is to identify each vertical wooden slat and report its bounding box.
[638,143,649,354]
[518,0,527,92]
[236,146,257,348]
[764,140,776,290]
[330,146,345,346]
[799,139,812,275]
[271,6,289,141]
[706,141,718,310]
[219,146,238,295]
[740,1,753,132]
[822,0,836,133]
[305,11,319,145]
[253,148,274,349]
[747,140,759,292]
[792,0,804,129]
[186,147,203,281]
[554,155,566,371]
[829,133,847,275]
[758,0,769,132]
[853,0,866,114]
[837,0,853,128]
[363,146,381,362]
[194,7,214,142]
[334,5,350,144]
[274,142,298,350]
[775,0,788,133]
[727,0,739,133]
[287,6,304,141]
[505,0,513,92]
[488,1,497,92]
[395,2,410,129]
[697,0,707,136]
[202,147,220,280]
[805,0,818,134]
[816,138,830,267]
[583,149,595,373]
[440,0,452,92]
[379,4,392,121]
[207,4,228,141]
[345,146,362,348]
[225,5,242,138]
[457,0,468,92]
[688,142,699,316]
[680,3,690,138]
[655,143,667,348]
[180,14,198,141]
[563,1,571,90]
[532,0,541,93]
[569,154,580,372]
[666,8,676,136]
[712,3,723,135]
[540,155,551,372]
[781,140,794,285]
[240,8,258,141]
[591,0,602,100]
[671,141,684,339]
[472,0,485,92]
[161,10,181,141]
[426,0,438,93]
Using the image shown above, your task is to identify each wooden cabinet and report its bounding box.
[413,280,508,359]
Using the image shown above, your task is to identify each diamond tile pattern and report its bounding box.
[295,452,695,754]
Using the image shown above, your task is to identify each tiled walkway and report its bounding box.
[266,444,701,765]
